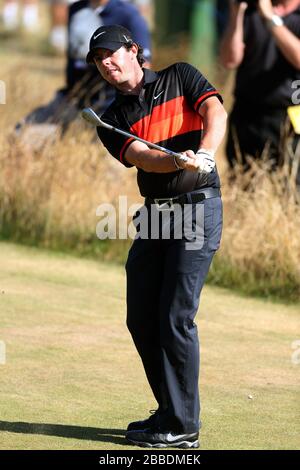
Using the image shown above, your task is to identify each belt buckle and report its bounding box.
[154,198,174,211]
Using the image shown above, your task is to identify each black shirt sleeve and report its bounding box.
[97,115,134,168]
[175,62,223,112]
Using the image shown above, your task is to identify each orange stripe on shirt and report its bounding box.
[130,96,203,144]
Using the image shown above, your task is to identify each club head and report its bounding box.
[81,108,103,127]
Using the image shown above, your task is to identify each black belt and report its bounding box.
[145,188,221,208]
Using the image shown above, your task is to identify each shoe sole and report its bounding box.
[126,437,199,449]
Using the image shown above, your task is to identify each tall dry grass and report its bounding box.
[211,158,300,301]
[0,53,140,259]
[1,50,300,301]
[0,126,137,253]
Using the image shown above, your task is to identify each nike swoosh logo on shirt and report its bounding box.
[153,90,164,100]
[93,31,106,40]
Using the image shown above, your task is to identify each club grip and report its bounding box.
[171,151,188,162]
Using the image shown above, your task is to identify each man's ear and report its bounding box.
[130,43,139,57]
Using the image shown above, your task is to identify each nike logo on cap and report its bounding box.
[93,31,106,40]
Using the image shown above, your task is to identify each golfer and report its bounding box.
[86,24,227,448]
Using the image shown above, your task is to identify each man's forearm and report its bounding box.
[258,0,300,69]
[219,1,247,68]
[268,23,300,69]
[199,105,228,154]
[132,149,179,173]
[125,143,202,174]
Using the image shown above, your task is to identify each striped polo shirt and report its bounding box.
[97,62,222,198]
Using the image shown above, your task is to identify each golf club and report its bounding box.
[81,107,188,163]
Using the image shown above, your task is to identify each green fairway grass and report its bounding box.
[0,242,299,450]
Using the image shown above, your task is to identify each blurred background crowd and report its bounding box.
[0,1,227,51]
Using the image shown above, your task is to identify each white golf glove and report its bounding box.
[196,149,216,174]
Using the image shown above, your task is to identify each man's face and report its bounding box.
[93,45,136,87]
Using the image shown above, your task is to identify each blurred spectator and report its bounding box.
[220,0,300,185]
[124,0,152,24]
[16,0,151,137]
[1,0,39,32]
[49,0,73,53]
[48,0,152,53]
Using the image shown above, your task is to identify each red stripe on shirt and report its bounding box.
[120,137,135,163]
[130,96,203,144]
[194,91,219,111]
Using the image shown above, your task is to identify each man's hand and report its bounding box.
[196,149,216,173]
[257,0,275,20]
[176,149,215,174]
[175,150,200,172]
[233,1,248,10]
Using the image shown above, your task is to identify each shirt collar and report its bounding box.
[143,68,159,85]
[114,68,159,105]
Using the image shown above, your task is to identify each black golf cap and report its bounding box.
[86,24,134,64]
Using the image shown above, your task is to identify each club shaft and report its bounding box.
[81,108,187,162]
[105,123,187,161]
